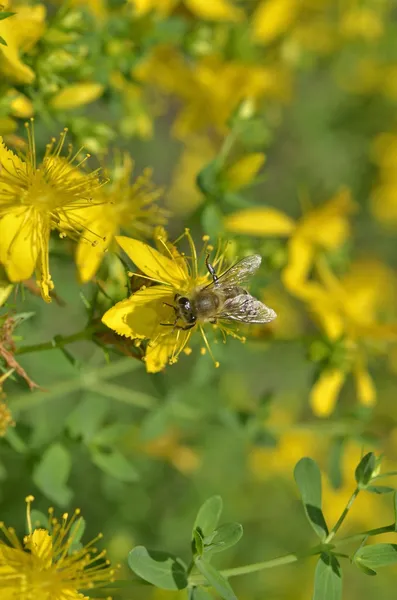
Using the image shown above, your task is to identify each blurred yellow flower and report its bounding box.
[0,495,117,599]
[0,123,103,301]
[130,0,244,21]
[102,232,267,372]
[0,398,14,436]
[167,136,216,215]
[224,153,266,192]
[252,0,299,44]
[225,187,356,296]
[305,258,397,415]
[76,154,166,282]
[142,429,201,474]
[49,82,104,110]
[0,3,46,84]
[136,46,291,137]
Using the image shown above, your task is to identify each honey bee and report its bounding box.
[162,254,277,331]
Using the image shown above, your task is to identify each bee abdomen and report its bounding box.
[193,292,220,318]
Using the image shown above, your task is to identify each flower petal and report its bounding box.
[0,210,38,282]
[76,217,116,283]
[354,363,376,407]
[310,368,345,417]
[102,285,175,340]
[116,236,188,288]
[185,0,244,22]
[145,329,191,373]
[24,530,52,569]
[224,207,295,236]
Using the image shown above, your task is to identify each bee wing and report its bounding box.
[218,293,277,324]
[205,255,262,289]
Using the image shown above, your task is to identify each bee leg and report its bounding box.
[178,323,196,331]
[206,253,219,284]
[163,302,177,313]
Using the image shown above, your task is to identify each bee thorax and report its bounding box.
[193,291,220,319]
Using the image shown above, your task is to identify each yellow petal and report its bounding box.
[224,153,266,191]
[185,0,244,21]
[354,364,376,407]
[0,210,38,282]
[24,529,52,568]
[145,330,191,373]
[282,236,314,294]
[50,82,104,110]
[252,0,298,44]
[224,207,295,236]
[9,92,34,118]
[0,5,46,84]
[76,218,116,283]
[102,286,174,340]
[0,136,26,176]
[116,236,188,288]
[0,280,13,307]
[310,369,345,417]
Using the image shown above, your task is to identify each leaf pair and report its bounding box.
[128,495,242,599]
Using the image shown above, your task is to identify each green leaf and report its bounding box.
[193,496,223,538]
[33,443,72,507]
[328,437,345,489]
[91,448,139,482]
[194,557,237,600]
[66,394,109,443]
[294,457,329,541]
[196,160,221,196]
[201,203,225,239]
[0,36,6,46]
[190,586,214,599]
[68,517,86,554]
[355,562,377,576]
[366,485,394,495]
[204,522,243,554]
[193,527,204,556]
[313,553,342,600]
[355,452,376,488]
[354,544,397,569]
[0,12,15,20]
[128,546,188,590]
[29,509,48,530]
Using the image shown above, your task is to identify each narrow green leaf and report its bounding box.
[355,544,397,569]
[0,11,15,20]
[355,452,376,488]
[355,562,377,576]
[313,553,342,600]
[91,448,139,482]
[294,457,328,540]
[68,517,86,554]
[204,522,243,554]
[193,496,223,538]
[366,485,394,495]
[193,527,204,557]
[190,586,214,599]
[33,443,72,507]
[0,36,7,46]
[194,557,237,600]
[128,546,188,590]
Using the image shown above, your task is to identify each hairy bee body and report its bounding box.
[168,254,276,330]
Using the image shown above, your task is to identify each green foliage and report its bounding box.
[294,457,329,541]
[313,553,343,600]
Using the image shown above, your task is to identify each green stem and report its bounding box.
[15,327,98,355]
[188,523,395,586]
[324,487,360,543]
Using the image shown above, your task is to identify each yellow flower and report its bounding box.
[0,122,103,302]
[76,154,166,283]
[306,258,397,416]
[136,46,291,137]
[225,187,356,296]
[102,232,272,372]
[0,495,117,599]
[142,428,201,474]
[129,0,244,21]
[252,0,299,44]
[49,82,104,110]
[0,3,46,84]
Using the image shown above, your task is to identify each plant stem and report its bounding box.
[324,487,360,543]
[188,522,395,586]
[15,327,98,355]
